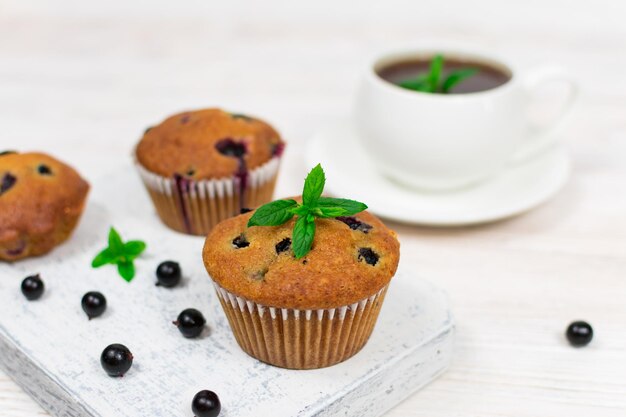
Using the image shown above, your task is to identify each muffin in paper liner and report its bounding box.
[136,157,281,236]
[212,280,389,370]
[0,152,90,261]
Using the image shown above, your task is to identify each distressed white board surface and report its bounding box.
[0,167,454,417]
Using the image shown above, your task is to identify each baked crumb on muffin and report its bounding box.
[203,202,400,310]
[135,108,284,180]
[0,151,89,261]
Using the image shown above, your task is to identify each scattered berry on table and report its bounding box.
[566,321,593,347]
[21,274,44,300]
[100,344,133,377]
[192,390,221,417]
[156,261,182,288]
[81,292,107,319]
[173,308,206,338]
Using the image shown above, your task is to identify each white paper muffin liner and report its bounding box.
[212,280,389,369]
[135,157,281,235]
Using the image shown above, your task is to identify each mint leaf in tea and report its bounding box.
[379,54,510,94]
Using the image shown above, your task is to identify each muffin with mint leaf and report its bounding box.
[135,108,284,236]
[202,164,400,369]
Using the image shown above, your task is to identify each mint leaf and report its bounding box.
[117,261,135,282]
[124,240,147,259]
[317,197,368,216]
[398,74,429,91]
[243,163,368,259]
[290,204,310,217]
[108,227,124,254]
[428,54,444,92]
[248,199,298,226]
[92,248,115,268]
[396,54,478,94]
[92,227,145,282]
[442,68,478,93]
[292,215,316,259]
[302,164,325,207]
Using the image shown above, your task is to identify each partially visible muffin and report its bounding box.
[203,203,400,369]
[0,152,90,261]
[135,108,284,236]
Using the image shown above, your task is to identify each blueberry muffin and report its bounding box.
[202,205,400,369]
[135,108,284,236]
[0,151,89,261]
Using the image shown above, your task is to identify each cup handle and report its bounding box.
[512,66,579,162]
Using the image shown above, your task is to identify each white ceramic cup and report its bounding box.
[354,48,578,190]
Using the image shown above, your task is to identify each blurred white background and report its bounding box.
[2,0,626,183]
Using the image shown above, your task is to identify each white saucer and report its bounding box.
[307,123,571,226]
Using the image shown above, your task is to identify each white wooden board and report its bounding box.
[0,166,454,417]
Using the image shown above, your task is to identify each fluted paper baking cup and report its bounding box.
[212,281,389,369]
[136,157,280,236]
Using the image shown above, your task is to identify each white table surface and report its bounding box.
[1,1,626,416]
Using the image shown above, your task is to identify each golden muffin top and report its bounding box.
[202,205,400,310]
[0,151,89,245]
[135,108,284,179]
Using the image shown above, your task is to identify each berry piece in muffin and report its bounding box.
[0,152,89,261]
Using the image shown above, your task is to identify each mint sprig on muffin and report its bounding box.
[248,164,367,258]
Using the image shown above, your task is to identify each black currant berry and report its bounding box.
[173,308,206,338]
[192,390,221,417]
[37,164,52,175]
[81,292,107,319]
[275,238,291,254]
[21,274,44,300]
[1,173,17,195]
[232,234,250,249]
[215,138,246,158]
[336,216,373,233]
[566,321,593,347]
[358,247,379,266]
[100,344,133,377]
[156,261,182,288]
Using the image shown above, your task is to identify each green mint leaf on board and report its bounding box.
[442,68,478,93]
[91,227,146,282]
[248,199,298,226]
[302,164,325,207]
[117,261,135,282]
[247,164,367,258]
[292,215,316,259]
[91,248,115,268]
[108,227,124,253]
[124,241,147,259]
